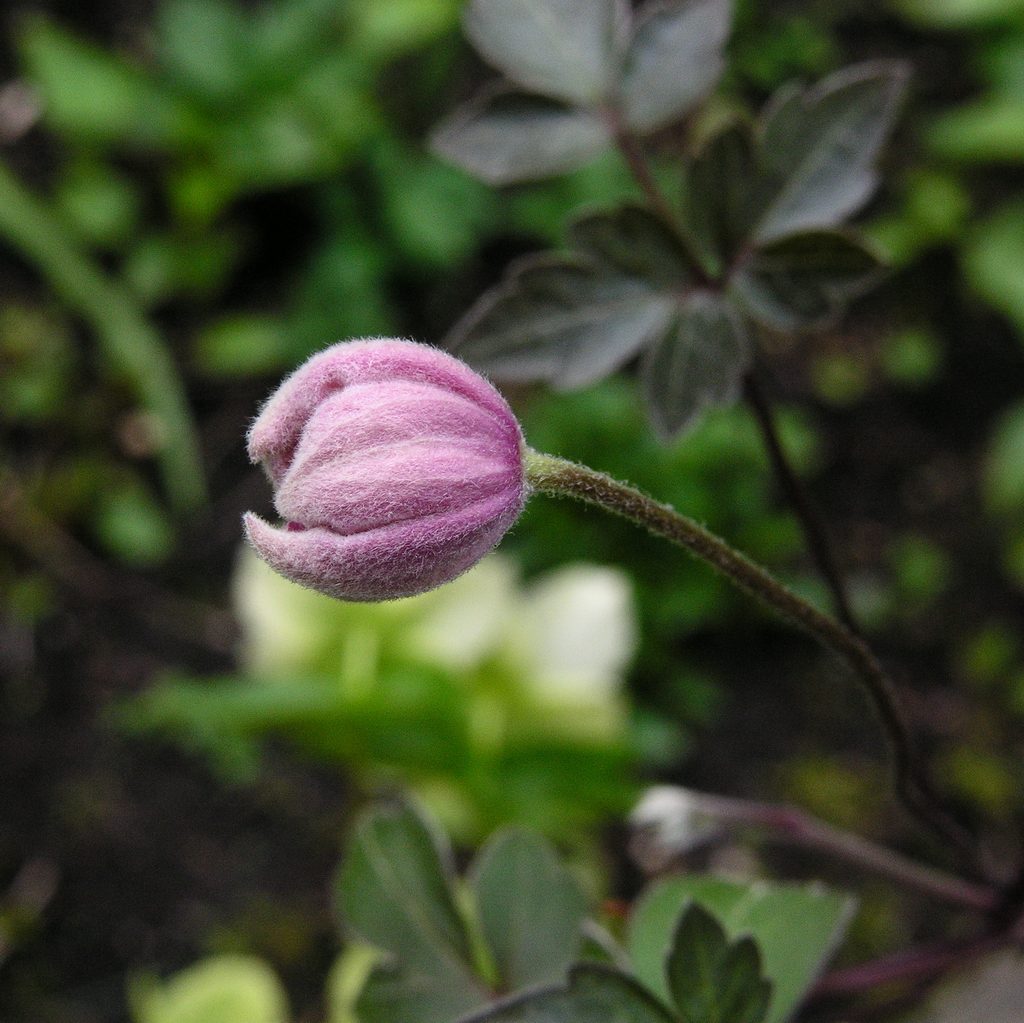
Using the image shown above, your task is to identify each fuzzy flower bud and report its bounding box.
[244,338,527,601]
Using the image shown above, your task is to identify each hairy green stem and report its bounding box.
[0,159,206,512]
[525,449,977,864]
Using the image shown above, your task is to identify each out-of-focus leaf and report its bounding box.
[19,17,193,146]
[129,955,288,1023]
[157,0,251,102]
[985,400,1024,515]
[912,952,1024,1022]
[464,0,623,106]
[460,964,676,1023]
[192,315,291,377]
[470,829,587,992]
[567,205,693,286]
[929,97,1024,162]
[92,476,175,567]
[754,63,909,242]
[896,0,1024,28]
[732,230,883,331]
[666,904,771,1023]
[620,0,732,133]
[335,803,486,1023]
[124,231,242,306]
[449,254,675,388]
[628,876,855,1023]
[372,140,499,267]
[432,91,609,185]
[642,292,750,440]
[56,161,141,248]
[963,202,1024,338]
[681,124,758,276]
[348,0,461,59]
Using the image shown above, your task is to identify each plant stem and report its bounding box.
[812,936,1000,999]
[0,159,206,513]
[525,449,977,864]
[742,372,859,633]
[636,788,997,912]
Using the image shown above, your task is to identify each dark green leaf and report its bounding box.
[459,964,676,1023]
[335,802,480,978]
[471,829,587,991]
[628,876,855,1023]
[731,230,883,331]
[621,0,731,133]
[681,125,759,276]
[356,958,490,1023]
[642,291,751,439]
[666,904,771,1023]
[336,804,489,1022]
[448,255,676,389]
[754,62,909,242]
[568,206,694,287]
[464,0,624,106]
[431,91,609,185]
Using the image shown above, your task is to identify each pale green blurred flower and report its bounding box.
[129,955,288,1023]
[233,548,636,737]
[232,549,638,834]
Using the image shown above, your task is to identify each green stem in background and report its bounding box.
[524,449,978,869]
[0,159,206,513]
[742,372,860,633]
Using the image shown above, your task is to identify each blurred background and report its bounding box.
[1,0,1024,1020]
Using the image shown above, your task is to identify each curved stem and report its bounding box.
[742,372,859,633]
[525,449,977,864]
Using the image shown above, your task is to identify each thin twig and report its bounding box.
[743,372,859,633]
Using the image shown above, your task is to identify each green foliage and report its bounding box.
[665,905,771,1023]
[433,0,731,184]
[334,803,587,1022]
[627,876,854,1023]
[117,552,640,842]
[445,54,903,437]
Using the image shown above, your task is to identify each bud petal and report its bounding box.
[244,338,527,601]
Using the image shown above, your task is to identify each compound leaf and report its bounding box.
[621,0,732,133]
[628,875,855,1023]
[464,0,625,106]
[471,829,588,992]
[335,802,487,1022]
[431,90,609,185]
[666,904,771,1023]
[449,254,675,389]
[732,230,883,331]
[459,964,675,1023]
[754,62,909,242]
[642,291,751,439]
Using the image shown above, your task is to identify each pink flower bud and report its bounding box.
[244,338,527,601]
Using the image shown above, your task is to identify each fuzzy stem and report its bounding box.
[525,449,977,863]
